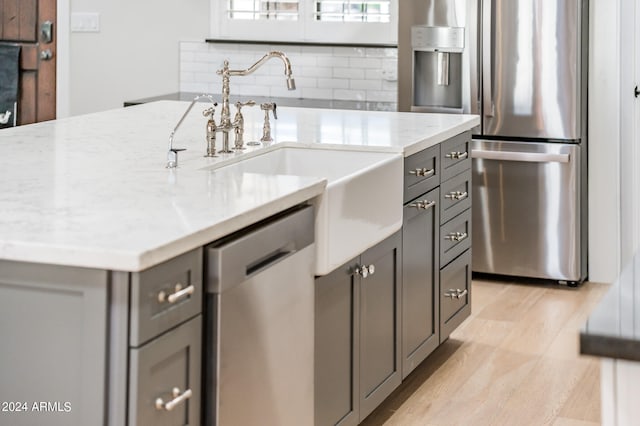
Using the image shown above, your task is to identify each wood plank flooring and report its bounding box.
[361,279,610,426]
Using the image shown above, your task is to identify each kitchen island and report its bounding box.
[0,101,478,426]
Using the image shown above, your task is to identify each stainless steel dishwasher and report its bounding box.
[204,204,315,426]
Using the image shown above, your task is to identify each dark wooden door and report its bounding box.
[1,0,56,125]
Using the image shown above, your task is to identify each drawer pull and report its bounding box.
[409,200,436,210]
[445,191,468,201]
[446,151,468,160]
[444,288,468,299]
[408,167,435,177]
[445,232,468,242]
[158,283,195,304]
[155,387,193,412]
[353,264,375,279]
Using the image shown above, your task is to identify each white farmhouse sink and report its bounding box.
[216,146,403,275]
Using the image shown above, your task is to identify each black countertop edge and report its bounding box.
[205,38,397,49]
[579,252,640,362]
[580,332,640,362]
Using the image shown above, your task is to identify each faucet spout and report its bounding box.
[226,51,296,91]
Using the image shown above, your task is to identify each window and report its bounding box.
[227,0,300,20]
[211,0,397,45]
[314,1,391,23]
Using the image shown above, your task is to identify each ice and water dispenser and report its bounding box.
[411,26,465,113]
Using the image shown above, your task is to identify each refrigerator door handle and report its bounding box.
[482,0,494,118]
[472,149,570,163]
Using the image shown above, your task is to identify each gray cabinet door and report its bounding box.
[315,260,359,426]
[358,231,402,422]
[440,250,472,342]
[402,188,440,378]
[129,315,201,426]
[0,261,108,426]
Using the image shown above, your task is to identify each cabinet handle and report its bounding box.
[409,200,436,210]
[408,167,435,177]
[155,387,193,411]
[157,283,195,304]
[444,288,468,299]
[353,264,375,278]
[445,191,468,201]
[446,151,468,160]
[445,232,468,242]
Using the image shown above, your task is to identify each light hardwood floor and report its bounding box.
[361,279,610,426]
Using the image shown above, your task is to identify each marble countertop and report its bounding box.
[124,91,397,112]
[581,252,640,361]
[0,101,479,272]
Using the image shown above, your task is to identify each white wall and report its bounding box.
[588,0,622,283]
[67,0,209,115]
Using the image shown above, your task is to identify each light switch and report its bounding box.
[71,13,100,33]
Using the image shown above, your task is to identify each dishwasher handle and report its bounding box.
[472,149,570,163]
[205,205,314,293]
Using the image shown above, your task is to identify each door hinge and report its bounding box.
[635,85,640,98]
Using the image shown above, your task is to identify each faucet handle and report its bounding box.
[260,102,277,119]
[236,100,256,111]
[202,103,218,119]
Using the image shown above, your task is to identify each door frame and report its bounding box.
[56,0,69,118]
[620,0,640,265]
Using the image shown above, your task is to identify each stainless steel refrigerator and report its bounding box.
[398,0,589,284]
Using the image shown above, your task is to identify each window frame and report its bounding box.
[210,0,398,45]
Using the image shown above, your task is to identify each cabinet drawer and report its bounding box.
[404,144,440,203]
[440,168,472,224]
[130,248,203,347]
[440,209,471,267]
[440,250,471,341]
[129,315,201,426]
[441,131,471,181]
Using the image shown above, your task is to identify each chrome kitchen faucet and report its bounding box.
[215,51,296,150]
[166,51,296,168]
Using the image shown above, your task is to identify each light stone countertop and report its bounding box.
[0,101,479,271]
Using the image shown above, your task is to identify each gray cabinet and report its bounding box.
[315,231,402,426]
[0,247,203,426]
[128,248,203,426]
[400,130,472,377]
[401,187,440,378]
[438,133,472,343]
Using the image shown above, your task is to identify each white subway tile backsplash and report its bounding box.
[349,57,382,69]
[367,90,397,103]
[180,42,399,106]
[317,56,349,68]
[333,89,365,101]
[236,84,271,97]
[301,87,333,99]
[350,79,381,91]
[365,47,397,58]
[365,68,384,80]
[333,67,365,80]
[181,82,209,93]
[300,66,333,78]
[181,62,212,73]
[318,78,349,89]
[333,47,365,57]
